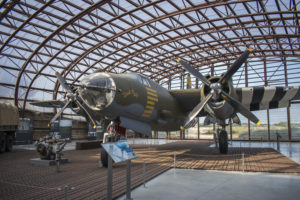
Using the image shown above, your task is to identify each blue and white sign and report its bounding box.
[101,141,137,163]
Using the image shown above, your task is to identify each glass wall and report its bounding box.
[290,103,300,141]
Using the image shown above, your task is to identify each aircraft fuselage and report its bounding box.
[77,72,186,132]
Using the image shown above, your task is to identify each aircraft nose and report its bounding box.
[78,73,116,110]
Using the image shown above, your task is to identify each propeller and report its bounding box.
[49,71,97,128]
[177,48,260,128]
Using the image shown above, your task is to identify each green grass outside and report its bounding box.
[159,123,300,141]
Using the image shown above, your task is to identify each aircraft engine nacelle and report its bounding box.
[201,76,235,120]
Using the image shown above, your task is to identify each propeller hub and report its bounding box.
[208,81,223,100]
[66,92,76,100]
[210,83,222,90]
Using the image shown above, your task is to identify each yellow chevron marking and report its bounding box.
[145,105,154,110]
[147,101,155,105]
[142,113,151,118]
[256,121,261,125]
[146,87,157,93]
[93,125,96,129]
[180,125,184,130]
[144,109,153,114]
[147,91,158,97]
[148,96,158,102]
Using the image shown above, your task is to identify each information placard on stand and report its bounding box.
[102,141,138,163]
[101,141,137,200]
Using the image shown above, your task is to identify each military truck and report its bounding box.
[0,102,19,153]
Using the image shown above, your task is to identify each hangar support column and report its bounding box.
[245,61,251,140]
[196,78,200,140]
[180,73,185,140]
[264,60,271,141]
[284,58,292,141]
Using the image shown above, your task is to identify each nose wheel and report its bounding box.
[218,129,228,154]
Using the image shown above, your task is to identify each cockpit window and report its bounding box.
[88,77,110,89]
[142,77,150,87]
[137,75,151,87]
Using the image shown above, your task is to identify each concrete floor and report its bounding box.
[118,168,300,200]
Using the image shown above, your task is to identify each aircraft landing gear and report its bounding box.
[100,121,126,168]
[218,129,228,154]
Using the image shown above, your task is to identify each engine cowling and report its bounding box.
[201,76,235,120]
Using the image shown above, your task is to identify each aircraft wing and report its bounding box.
[236,86,300,111]
[169,89,206,116]
[170,86,300,115]
[30,99,69,108]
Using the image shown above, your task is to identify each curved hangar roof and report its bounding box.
[0,0,299,114]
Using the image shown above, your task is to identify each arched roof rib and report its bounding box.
[0,0,299,114]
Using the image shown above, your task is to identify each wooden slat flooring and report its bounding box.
[0,140,299,200]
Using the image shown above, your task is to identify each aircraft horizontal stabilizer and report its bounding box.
[30,99,68,108]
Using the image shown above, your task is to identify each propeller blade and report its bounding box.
[218,48,252,85]
[177,58,211,86]
[75,100,97,128]
[49,98,72,124]
[220,91,260,125]
[55,71,73,93]
[183,93,213,128]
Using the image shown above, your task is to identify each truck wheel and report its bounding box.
[101,148,108,168]
[6,135,13,152]
[0,135,6,153]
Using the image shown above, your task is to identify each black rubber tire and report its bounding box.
[219,130,228,154]
[0,135,6,153]
[101,148,108,168]
[49,153,56,160]
[37,144,48,159]
[5,135,13,152]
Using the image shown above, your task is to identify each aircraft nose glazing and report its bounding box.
[78,73,116,111]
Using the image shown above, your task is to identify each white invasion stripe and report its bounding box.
[278,87,299,108]
[241,87,253,110]
[260,86,276,110]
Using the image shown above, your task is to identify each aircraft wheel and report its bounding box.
[101,148,108,168]
[218,130,228,154]
[0,135,6,153]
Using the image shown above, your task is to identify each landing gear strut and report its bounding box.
[100,132,120,167]
[100,121,126,167]
[218,129,228,154]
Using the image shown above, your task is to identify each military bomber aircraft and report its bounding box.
[31,49,300,167]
